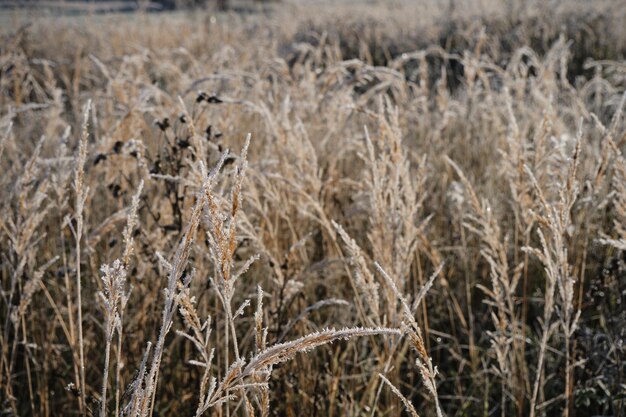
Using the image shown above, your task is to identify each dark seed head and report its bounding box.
[205,125,223,140]
[109,183,122,198]
[162,224,179,232]
[177,139,191,149]
[155,118,170,131]
[207,95,223,104]
[196,92,222,104]
[150,160,162,174]
[94,153,107,165]
[112,141,123,154]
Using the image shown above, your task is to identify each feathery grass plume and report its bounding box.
[446,155,524,416]
[202,134,253,416]
[4,136,52,395]
[98,260,127,417]
[73,99,91,416]
[141,204,203,414]
[175,288,215,417]
[379,373,421,417]
[599,92,626,250]
[0,121,74,413]
[335,206,443,415]
[361,101,429,325]
[128,156,224,417]
[375,262,445,417]
[254,285,270,417]
[498,97,556,413]
[524,122,582,417]
[191,326,402,416]
[332,220,381,326]
[97,180,142,417]
[10,257,59,324]
[243,326,402,377]
[122,180,144,268]
[600,150,626,250]
[255,286,267,353]
[115,181,143,416]
[125,342,152,417]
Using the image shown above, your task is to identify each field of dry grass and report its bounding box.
[1,1,626,416]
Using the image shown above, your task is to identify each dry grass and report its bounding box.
[1,1,626,416]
